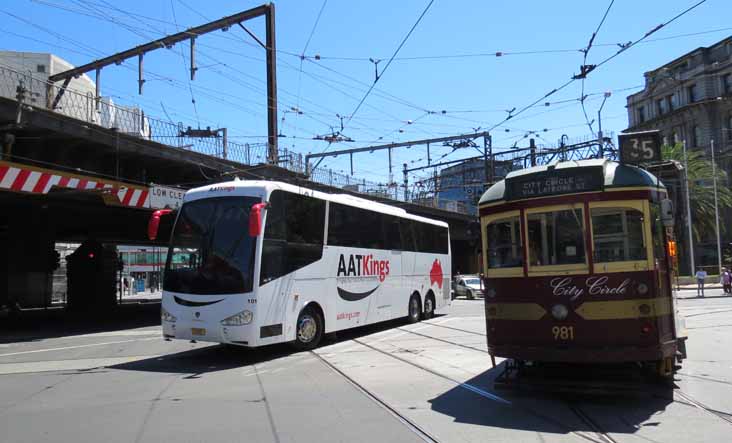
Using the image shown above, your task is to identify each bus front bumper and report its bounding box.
[162,320,256,346]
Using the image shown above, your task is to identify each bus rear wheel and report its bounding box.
[423,293,435,320]
[292,306,323,350]
[407,294,421,324]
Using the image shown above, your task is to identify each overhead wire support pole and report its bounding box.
[306,131,491,175]
[265,4,279,164]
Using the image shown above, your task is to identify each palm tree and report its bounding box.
[662,142,732,243]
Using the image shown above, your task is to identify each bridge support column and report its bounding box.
[66,240,119,312]
[1,207,55,313]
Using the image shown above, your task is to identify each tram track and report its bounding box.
[420,321,486,337]
[310,350,441,443]
[673,390,732,427]
[395,327,489,354]
[324,337,623,443]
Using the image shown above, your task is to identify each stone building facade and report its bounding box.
[626,37,732,160]
[625,36,732,273]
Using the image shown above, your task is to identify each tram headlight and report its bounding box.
[551,304,569,321]
[221,310,253,326]
[638,303,651,316]
[637,283,649,295]
[161,308,177,323]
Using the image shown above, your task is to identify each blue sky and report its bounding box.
[1,0,730,186]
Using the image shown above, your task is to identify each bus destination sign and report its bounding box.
[618,130,662,164]
[505,166,604,200]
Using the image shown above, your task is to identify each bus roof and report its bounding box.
[185,179,449,228]
[478,159,665,206]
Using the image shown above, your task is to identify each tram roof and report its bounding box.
[478,159,664,205]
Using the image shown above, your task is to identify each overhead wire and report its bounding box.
[483,0,708,135]
[580,0,615,136]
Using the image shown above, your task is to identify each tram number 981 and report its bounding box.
[552,326,575,340]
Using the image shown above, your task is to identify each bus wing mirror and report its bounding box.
[249,202,268,237]
[148,209,173,240]
[660,198,674,227]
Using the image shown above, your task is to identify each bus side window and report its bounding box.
[260,191,325,285]
[383,215,402,251]
[400,219,417,252]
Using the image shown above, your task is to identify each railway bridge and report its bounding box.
[0,88,479,316]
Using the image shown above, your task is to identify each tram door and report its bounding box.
[651,203,674,342]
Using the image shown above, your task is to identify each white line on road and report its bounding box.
[0,337,160,357]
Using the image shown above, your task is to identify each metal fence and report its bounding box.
[0,63,470,214]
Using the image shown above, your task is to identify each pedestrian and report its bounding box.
[695,267,707,297]
[723,268,732,294]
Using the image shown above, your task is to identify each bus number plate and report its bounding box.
[552,326,574,340]
[191,328,206,336]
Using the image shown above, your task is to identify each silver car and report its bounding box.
[453,275,484,300]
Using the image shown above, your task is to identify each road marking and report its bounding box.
[0,337,159,357]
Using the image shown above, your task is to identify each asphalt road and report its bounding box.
[2,295,732,443]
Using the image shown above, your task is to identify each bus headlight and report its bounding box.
[221,310,253,326]
[161,308,177,323]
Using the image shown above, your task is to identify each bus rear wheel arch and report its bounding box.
[292,303,324,350]
[407,292,422,324]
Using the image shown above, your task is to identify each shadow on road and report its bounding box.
[429,364,675,436]
[0,303,161,344]
[108,315,445,376]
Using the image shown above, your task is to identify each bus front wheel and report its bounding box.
[292,306,324,350]
[407,294,422,324]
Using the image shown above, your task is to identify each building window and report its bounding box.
[36,64,45,73]
[638,106,646,123]
[688,84,698,103]
[724,74,732,95]
[727,115,732,141]
[656,98,666,115]
[667,95,675,111]
[692,125,701,147]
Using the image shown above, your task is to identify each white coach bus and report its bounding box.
[152,180,451,350]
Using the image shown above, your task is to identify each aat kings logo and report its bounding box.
[429,259,444,289]
[336,254,390,301]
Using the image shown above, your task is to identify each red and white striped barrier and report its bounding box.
[0,160,150,208]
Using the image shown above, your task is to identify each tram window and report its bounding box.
[527,209,585,266]
[591,208,646,262]
[485,216,523,268]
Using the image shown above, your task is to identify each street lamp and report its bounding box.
[597,91,611,158]
[711,138,722,273]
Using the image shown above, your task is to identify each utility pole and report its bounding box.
[529,138,536,166]
[483,134,490,190]
[597,91,611,158]
[711,139,722,273]
[682,140,695,275]
[403,163,408,201]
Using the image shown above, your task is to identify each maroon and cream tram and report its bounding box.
[478,159,686,376]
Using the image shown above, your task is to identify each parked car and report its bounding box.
[453,275,484,300]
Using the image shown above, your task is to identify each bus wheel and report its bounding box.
[292,306,323,350]
[407,294,422,324]
[423,293,435,320]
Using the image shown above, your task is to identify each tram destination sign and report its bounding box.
[505,166,604,200]
[618,130,662,164]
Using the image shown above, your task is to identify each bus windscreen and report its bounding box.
[164,196,259,295]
